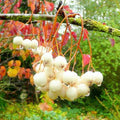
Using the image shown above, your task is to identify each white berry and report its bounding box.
[31,39,38,49]
[44,66,55,80]
[48,90,58,100]
[33,72,47,87]
[22,39,32,49]
[66,87,78,101]
[93,71,103,86]
[77,84,90,97]
[59,84,68,99]
[13,36,23,45]
[63,70,78,85]
[81,71,94,86]
[49,79,62,92]
[41,52,53,67]
[35,63,44,72]
[54,56,67,70]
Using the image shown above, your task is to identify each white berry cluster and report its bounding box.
[13,36,104,101]
[13,36,38,49]
[13,36,52,57]
[33,52,103,101]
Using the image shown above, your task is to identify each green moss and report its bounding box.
[57,16,64,23]
[112,29,120,36]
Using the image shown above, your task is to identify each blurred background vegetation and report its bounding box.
[0,0,120,119]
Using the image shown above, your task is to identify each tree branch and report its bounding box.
[0,14,120,37]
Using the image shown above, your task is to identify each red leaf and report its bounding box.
[63,5,73,13]
[13,7,20,13]
[83,54,90,66]
[20,24,33,37]
[109,38,115,47]
[45,1,54,12]
[0,20,3,25]
[83,29,88,40]
[40,36,44,43]
[103,23,106,25]
[62,32,69,46]
[71,31,77,41]
[15,0,22,8]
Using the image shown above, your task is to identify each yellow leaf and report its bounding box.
[25,50,30,57]
[13,44,18,49]
[14,66,20,72]
[20,50,26,61]
[7,68,18,77]
[30,74,34,85]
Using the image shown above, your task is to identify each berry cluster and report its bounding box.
[13,36,103,101]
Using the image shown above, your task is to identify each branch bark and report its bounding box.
[0,14,120,37]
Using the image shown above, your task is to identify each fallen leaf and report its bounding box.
[39,103,53,111]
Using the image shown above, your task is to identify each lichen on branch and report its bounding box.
[0,14,120,37]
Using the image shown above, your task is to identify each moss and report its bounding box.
[112,29,120,36]
[74,18,82,25]
[57,16,64,23]
[2,14,120,37]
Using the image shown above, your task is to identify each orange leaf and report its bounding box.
[24,69,31,79]
[4,43,8,49]
[12,50,20,57]
[31,3,35,12]
[39,103,53,111]
[41,4,45,13]
[8,60,14,67]
[0,66,6,77]
[33,54,40,63]
[91,111,97,114]
[15,60,21,67]
[28,0,35,12]
[18,67,25,80]
[9,43,13,50]
[30,74,34,85]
